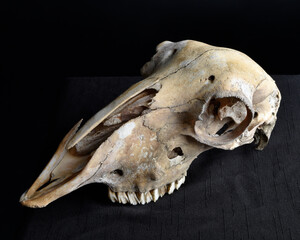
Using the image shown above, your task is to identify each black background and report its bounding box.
[2,0,300,239]
[2,0,300,79]
[7,76,300,240]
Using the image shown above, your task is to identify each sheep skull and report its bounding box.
[20,40,281,207]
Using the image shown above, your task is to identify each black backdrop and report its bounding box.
[2,0,300,239]
[2,0,300,80]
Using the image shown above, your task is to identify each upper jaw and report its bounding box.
[108,173,187,205]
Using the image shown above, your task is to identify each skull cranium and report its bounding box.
[20,40,281,207]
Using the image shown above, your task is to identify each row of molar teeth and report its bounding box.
[108,174,186,205]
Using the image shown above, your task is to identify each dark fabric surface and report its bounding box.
[13,75,300,240]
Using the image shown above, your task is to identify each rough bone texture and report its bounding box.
[20,40,281,207]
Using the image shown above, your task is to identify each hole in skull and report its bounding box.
[209,99,221,116]
[254,112,258,118]
[172,49,177,55]
[215,123,230,136]
[167,147,184,159]
[111,169,123,176]
[73,88,158,156]
[149,173,157,181]
[208,75,215,82]
[37,178,59,191]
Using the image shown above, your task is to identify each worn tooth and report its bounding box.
[158,185,167,197]
[184,171,187,177]
[145,191,153,203]
[137,192,146,205]
[133,192,141,204]
[108,188,117,203]
[175,176,185,190]
[150,189,159,202]
[167,182,176,194]
[127,192,139,205]
[117,192,128,204]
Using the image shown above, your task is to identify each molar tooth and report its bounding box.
[133,192,141,204]
[108,188,117,203]
[117,192,128,204]
[137,192,146,205]
[175,176,185,190]
[158,185,167,197]
[127,192,139,205]
[150,189,159,202]
[145,191,153,203]
[167,182,176,194]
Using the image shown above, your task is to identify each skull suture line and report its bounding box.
[20,40,281,207]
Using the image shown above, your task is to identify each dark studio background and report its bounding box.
[2,0,300,239]
[2,0,300,78]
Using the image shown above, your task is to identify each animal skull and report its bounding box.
[20,40,281,207]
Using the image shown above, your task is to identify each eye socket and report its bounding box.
[111,169,123,176]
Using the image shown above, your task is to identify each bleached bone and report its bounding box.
[20,40,281,208]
